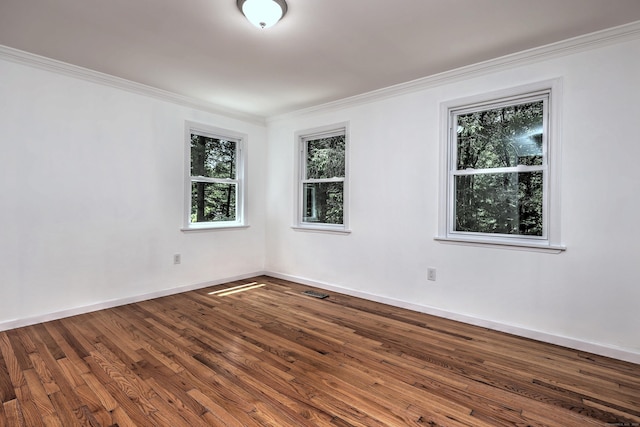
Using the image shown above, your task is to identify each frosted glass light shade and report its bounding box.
[238,0,287,29]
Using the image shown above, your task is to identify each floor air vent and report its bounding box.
[302,290,329,299]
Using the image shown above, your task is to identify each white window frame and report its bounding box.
[293,123,350,234]
[436,79,564,252]
[183,121,247,231]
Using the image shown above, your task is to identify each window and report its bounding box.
[438,80,564,251]
[295,124,349,232]
[184,122,246,230]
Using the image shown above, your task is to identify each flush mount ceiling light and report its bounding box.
[237,0,287,29]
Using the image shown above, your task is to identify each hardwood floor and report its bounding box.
[0,276,638,426]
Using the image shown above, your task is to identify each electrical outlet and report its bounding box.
[427,268,436,281]
[173,254,181,265]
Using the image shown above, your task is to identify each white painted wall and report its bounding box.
[0,58,267,326]
[265,37,640,360]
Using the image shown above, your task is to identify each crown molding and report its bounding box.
[2,19,639,126]
[268,20,640,123]
[0,45,266,126]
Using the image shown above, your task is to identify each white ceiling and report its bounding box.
[2,0,640,119]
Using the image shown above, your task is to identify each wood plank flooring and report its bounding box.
[0,275,638,426]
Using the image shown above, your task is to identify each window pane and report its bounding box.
[456,101,544,170]
[303,182,344,224]
[454,172,543,236]
[191,134,237,179]
[306,135,345,179]
[191,182,236,223]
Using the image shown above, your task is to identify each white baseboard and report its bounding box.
[2,270,638,365]
[0,271,267,332]
[267,271,640,365]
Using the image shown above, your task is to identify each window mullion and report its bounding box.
[296,123,348,230]
[191,177,238,184]
[452,165,546,176]
[303,177,345,183]
[445,88,550,243]
[185,122,246,230]
[438,79,564,251]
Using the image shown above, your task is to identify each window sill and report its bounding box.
[291,225,351,235]
[434,236,565,253]
[181,224,249,232]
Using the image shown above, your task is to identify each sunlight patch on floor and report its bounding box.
[207,282,266,297]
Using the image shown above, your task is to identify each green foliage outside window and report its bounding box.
[190,134,237,223]
[304,135,345,224]
[454,101,544,236]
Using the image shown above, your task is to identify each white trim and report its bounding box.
[268,20,640,122]
[1,269,638,364]
[0,271,267,332]
[184,121,248,230]
[437,78,563,252]
[266,272,640,365]
[0,44,266,126]
[2,21,639,124]
[434,237,565,253]
[181,225,250,232]
[294,122,350,232]
[453,165,545,176]
[304,177,345,183]
[291,225,352,235]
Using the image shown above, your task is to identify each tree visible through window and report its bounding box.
[299,128,346,227]
[189,130,242,226]
[454,100,545,236]
[443,88,553,246]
